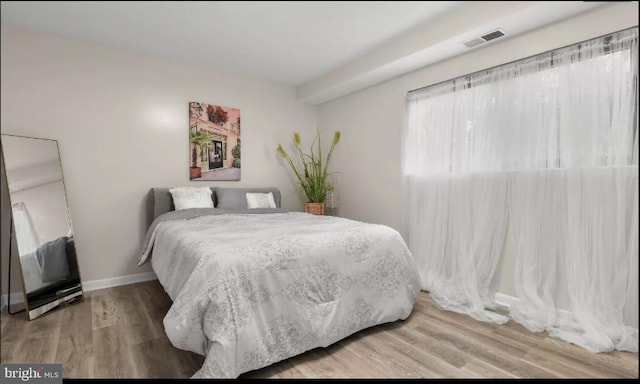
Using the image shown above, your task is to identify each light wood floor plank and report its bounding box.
[1,281,637,379]
[91,286,156,345]
[1,312,29,362]
[1,311,9,334]
[375,329,461,377]
[130,337,184,378]
[455,358,518,378]
[283,348,340,378]
[133,280,172,340]
[4,309,63,364]
[382,323,471,368]
[355,332,439,377]
[413,318,560,378]
[324,340,394,378]
[24,307,64,334]
[92,323,136,378]
[415,294,501,334]
[90,290,119,330]
[496,321,638,378]
[419,307,530,358]
[291,347,363,378]
[56,296,94,378]
[340,334,420,378]
[524,349,598,378]
[17,325,61,364]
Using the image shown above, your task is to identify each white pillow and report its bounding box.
[246,192,277,209]
[169,187,214,210]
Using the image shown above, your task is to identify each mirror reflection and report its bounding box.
[1,134,83,320]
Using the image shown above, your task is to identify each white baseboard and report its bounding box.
[495,291,573,318]
[0,292,26,309]
[82,271,157,292]
[1,271,158,310]
[495,292,520,309]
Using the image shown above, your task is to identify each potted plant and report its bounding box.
[231,143,241,168]
[277,130,341,215]
[190,130,212,179]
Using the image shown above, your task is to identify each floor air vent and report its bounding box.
[463,29,505,48]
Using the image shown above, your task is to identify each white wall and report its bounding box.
[1,26,317,295]
[317,3,638,296]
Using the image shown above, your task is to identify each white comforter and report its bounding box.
[142,211,420,378]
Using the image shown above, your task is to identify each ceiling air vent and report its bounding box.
[481,30,504,41]
[463,38,486,48]
[463,29,505,48]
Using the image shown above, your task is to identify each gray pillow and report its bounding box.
[214,187,281,209]
[148,187,215,224]
[36,236,70,283]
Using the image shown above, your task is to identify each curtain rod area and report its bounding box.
[406,26,638,97]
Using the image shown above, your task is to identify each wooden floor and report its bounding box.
[1,280,637,379]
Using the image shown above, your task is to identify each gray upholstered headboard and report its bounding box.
[147,187,282,225]
[147,188,183,226]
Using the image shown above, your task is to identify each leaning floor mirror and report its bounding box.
[1,134,83,320]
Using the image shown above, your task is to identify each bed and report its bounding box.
[139,187,421,378]
[20,235,74,293]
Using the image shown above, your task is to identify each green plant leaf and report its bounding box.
[276,130,340,203]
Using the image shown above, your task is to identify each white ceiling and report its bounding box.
[1,1,617,104]
[297,1,609,104]
[0,1,461,86]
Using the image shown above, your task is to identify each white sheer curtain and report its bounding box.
[403,28,638,352]
[11,202,40,255]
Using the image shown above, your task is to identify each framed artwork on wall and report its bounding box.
[188,101,241,181]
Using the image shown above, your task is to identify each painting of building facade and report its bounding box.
[189,102,241,181]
